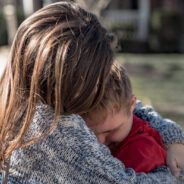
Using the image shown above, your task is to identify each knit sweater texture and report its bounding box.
[0,101,184,183]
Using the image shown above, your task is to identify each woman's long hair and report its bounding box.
[0,2,115,169]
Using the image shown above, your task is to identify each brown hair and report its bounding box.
[82,62,132,123]
[0,2,115,169]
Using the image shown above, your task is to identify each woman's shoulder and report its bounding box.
[34,102,95,137]
[9,103,104,183]
[22,102,99,152]
[8,103,181,183]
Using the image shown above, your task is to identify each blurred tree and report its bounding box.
[3,0,17,44]
[76,0,111,18]
[33,0,42,11]
[0,7,8,45]
[149,0,182,53]
[180,0,184,53]
[22,0,43,17]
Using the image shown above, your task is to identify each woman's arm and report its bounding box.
[133,100,184,148]
[9,103,181,183]
[65,115,181,184]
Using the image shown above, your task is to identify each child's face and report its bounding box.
[86,96,136,149]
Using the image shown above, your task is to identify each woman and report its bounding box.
[0,2,184,183]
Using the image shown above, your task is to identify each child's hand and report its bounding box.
[166,143,184,178]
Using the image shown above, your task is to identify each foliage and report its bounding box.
[108,23,139,52]
[106,9,182,53]
[0,6,25,46]
[16,7,25,26]
[149,10,182,53]
[0,8,8,46]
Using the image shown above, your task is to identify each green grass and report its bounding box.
[116,54,184,129]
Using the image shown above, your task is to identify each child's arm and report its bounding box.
[166,143,184,178]
[133,100,184,148]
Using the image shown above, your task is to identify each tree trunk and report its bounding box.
[76,0,111,18]
[33,0,42,12]
[180,0,184,53]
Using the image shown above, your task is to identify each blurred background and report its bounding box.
[0,0,184,128]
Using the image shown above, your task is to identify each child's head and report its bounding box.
[98,62,134,115]
[0,2,116,168]
[82,63,136,147]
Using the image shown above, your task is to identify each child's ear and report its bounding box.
[130,95,136,113]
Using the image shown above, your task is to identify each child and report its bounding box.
[82,62,166,173]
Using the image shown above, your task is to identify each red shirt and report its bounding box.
[112,115,166,173]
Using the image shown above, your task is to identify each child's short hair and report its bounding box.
[106,62,132,112]
[83,62,132,120]
[101,62,132,114]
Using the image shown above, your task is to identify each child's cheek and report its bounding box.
[109,131,126,143]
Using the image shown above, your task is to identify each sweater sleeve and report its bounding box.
[133,100,184,148]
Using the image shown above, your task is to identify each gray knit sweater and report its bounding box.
[1,101,184,183]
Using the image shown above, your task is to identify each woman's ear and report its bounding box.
[130,95,137,113]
